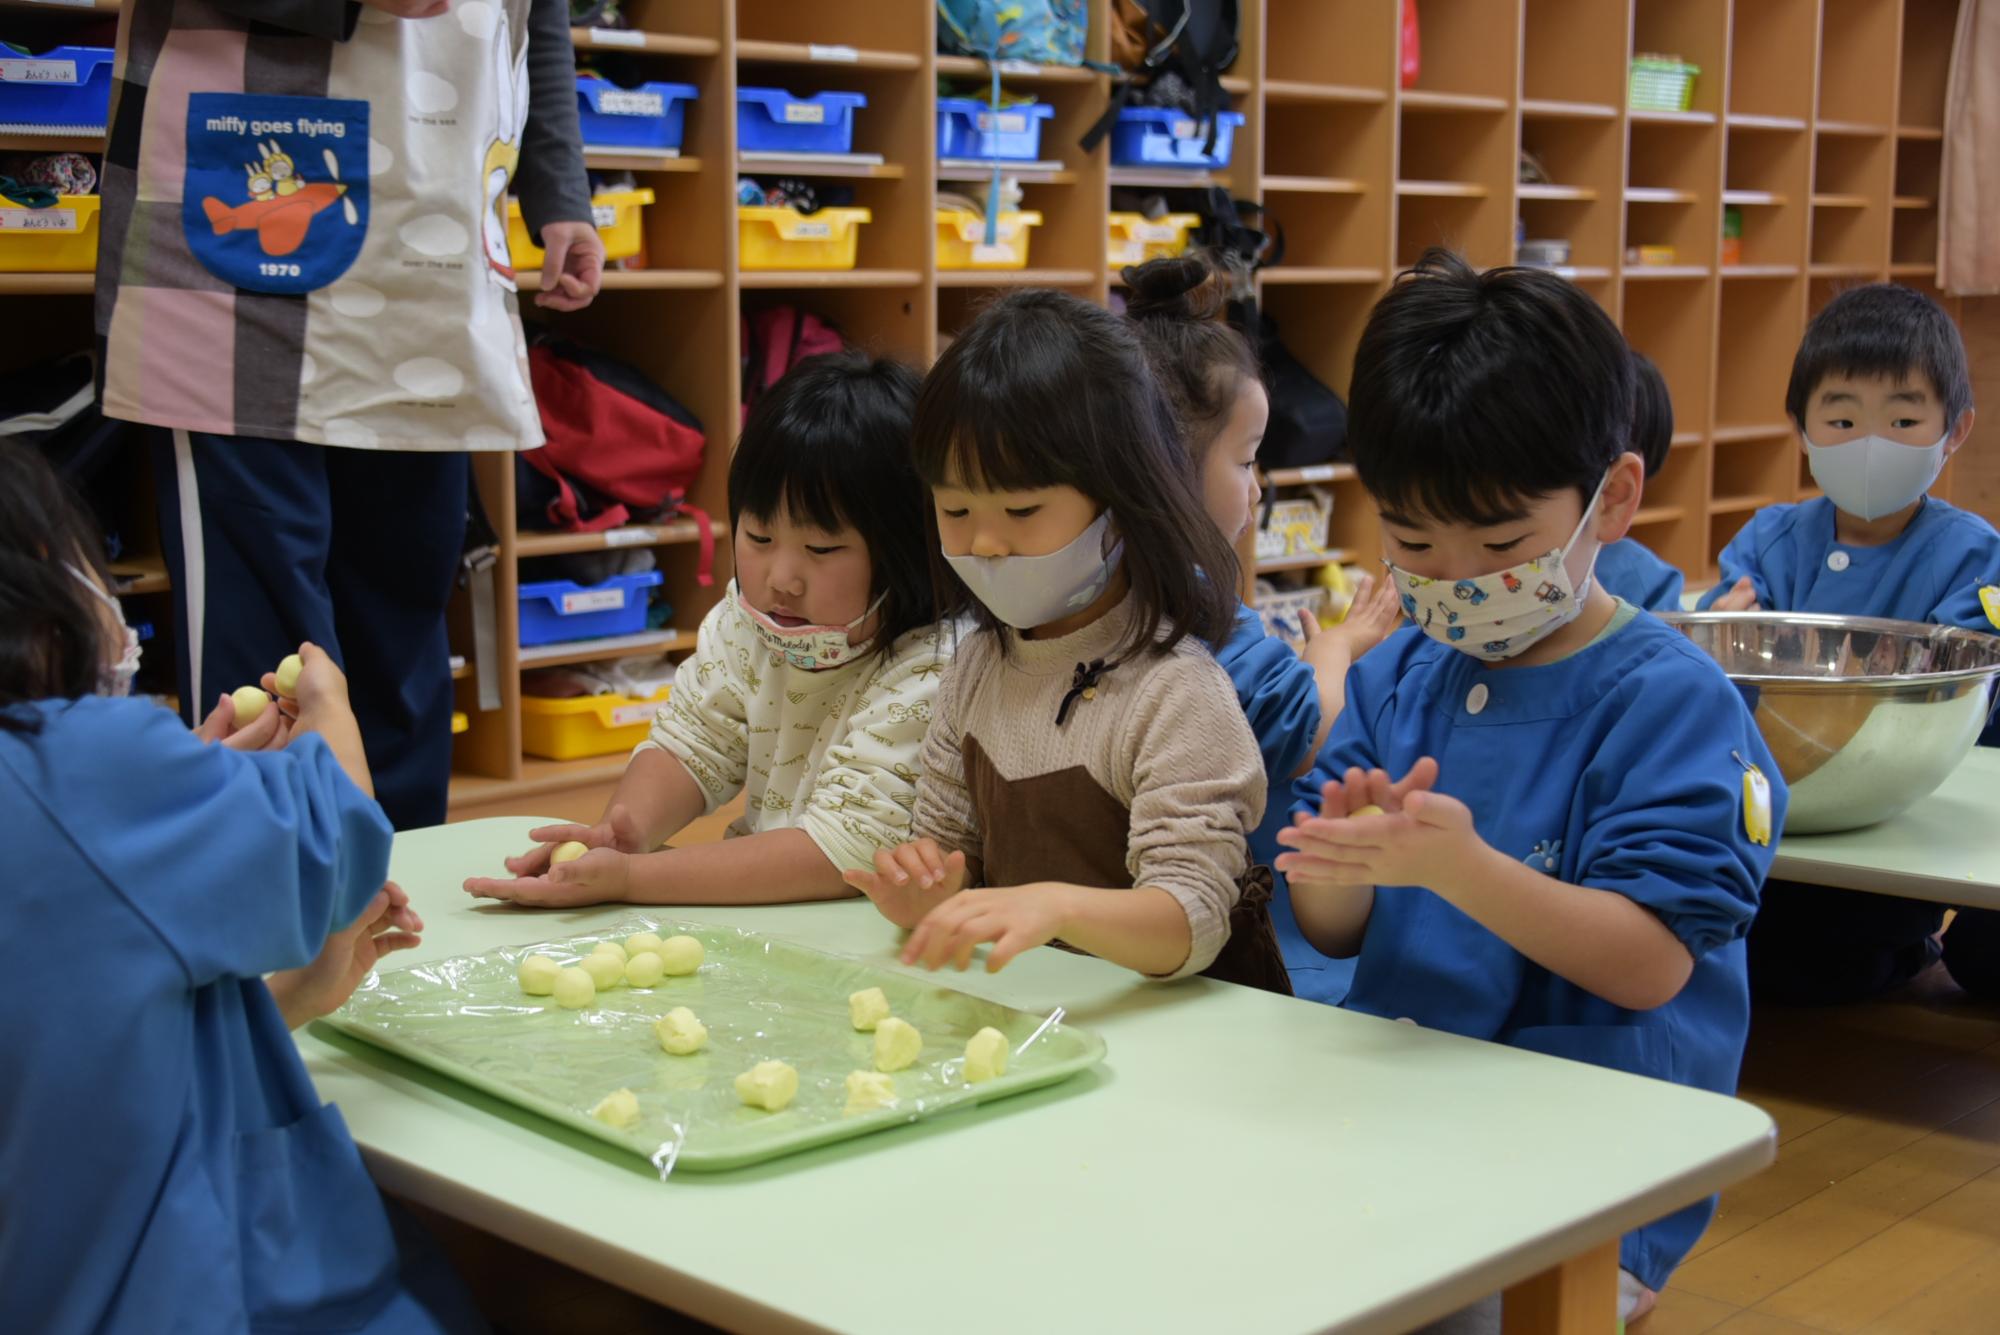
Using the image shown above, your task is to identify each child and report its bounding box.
[0,442,482,1332]
[843,289,1286,990]
[465,352,953,908]
[1276,251,1786,1321]
[1124,253,1400,1002]
[1696,284,2000,1004]
[1593,351,1687,611]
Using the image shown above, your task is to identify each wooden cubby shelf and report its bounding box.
[1399,90,1510,113]
[1728,114,1810,132]
[583,153,702,173]
[736,270,922,289]
[1263,464,1359,488]
[516,523,705,558]
[1520,99,1619,121]
[936,269,1097,288]
[1263,177,1369,195]
[1812,193,1871,208]
[1897,125,1945,140]
[1260,268,1387,286]
[1623,267,1711,280]
[571,28,720,57]
[1263,81,1390,106]
[1626,187,1699,204]
[1258,550,1356,575]
[737,156,906,179]
[934,54,1096,83]
[1630,109,1719,126]
[1722,190,1788,206]
[1815,120,1890,137]
[1713,424,1795,444]
[1396,181,1489,198]
[518,631,698,670]
[733,39,920,69]
[1722,265,1805,279]
[1518,184,1598,202]
[0,274,95,295]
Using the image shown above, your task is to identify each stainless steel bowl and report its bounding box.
[1660,611,2000,834]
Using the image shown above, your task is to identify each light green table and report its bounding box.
[298,818,1776,1335]
[1771,748,2000,910]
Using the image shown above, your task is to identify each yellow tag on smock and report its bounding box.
[1743,765,1773,846]
[1980,584,2000,631]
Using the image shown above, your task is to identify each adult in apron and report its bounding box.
[96,0,599,828]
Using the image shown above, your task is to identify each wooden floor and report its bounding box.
[1640,963,2000,1335]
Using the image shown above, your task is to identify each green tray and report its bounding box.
[320,917,1107,1173]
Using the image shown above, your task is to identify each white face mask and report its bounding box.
[65,562,141,696]
[1804,429,1948,521]
[944,508,1122,631]
[731,580,882,672]
[1386,476,1608,663]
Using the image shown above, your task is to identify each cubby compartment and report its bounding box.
[1707,504,1760,572]
[1644,439,1713,576]
[735,0,925,54]
[1714,277,1806,432]
[1625,109,1720,266]
[1395,191,1504,270]
[1397,0,1519,102]
[1892,206,1939,271]
[1622,277,1715,440]
[1523,0,1629,110]
[1266,190,1387,275]
[1722,128,1810,269]
[1264,100,1390,188]
[1266,0,1396,91]
[1899,0,1958,130]
[1711,433,1797,515]
[1894,135,1942,199]
[1726,0,1818,125]
[1818,0,1902,128]
[1399,104,1515,186]
[1631,0,1728,118]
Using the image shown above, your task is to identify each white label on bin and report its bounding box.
[808,43,860,63]
[590,203,618,229]
[1293,465,1339,483]
[1135,222,1180,242]
[789,220,833,238]
[1171,118,1198,138]
[996,60,1042,76]
[562,589,627,614]
[588,27,646,47]
[972,243,1013,264]
[598,90,665,117]
[0,59,79,84]
[603,527,656,547]
[0,207,78,232]
[977,112,1029,134]
[782,102,827,124]
[611,703,660,727]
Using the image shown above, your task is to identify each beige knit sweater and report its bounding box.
[911,593,1265,979]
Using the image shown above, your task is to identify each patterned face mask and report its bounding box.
[1386,475,1608,663]
[732,580,883,671]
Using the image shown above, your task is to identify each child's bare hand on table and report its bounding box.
[464,846,634,908]
[841,838,969,929]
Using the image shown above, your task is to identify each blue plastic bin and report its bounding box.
[936,98,1055,162]
[0,45,115,131]
[518,570,663,647]
[576,78,698,153]
[737,87,868,156]
[1108,106,1245,169]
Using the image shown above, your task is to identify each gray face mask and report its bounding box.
[65,563,141,697]
[944,508,1121,630]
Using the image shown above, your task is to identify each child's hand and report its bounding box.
[1276,759,1478,889]
[1315,573,1402,663]
[842,839,968,929]
[464,846,633,908]
[194,691,291,752]
[534,221,605,312]
[268,642,349,735]
[900,884,1072,973]
[267,881,424,1028]
[1710,575,1760,612]
[504,807,648,877]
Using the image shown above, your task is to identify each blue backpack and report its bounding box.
[937,0,1093,67]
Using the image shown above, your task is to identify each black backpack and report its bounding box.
[1084,0,1241,155]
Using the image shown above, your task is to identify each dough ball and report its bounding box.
[230,686,270,726]
[844,1070,897,1115]
[734,1060,798,1112]
[625,931,665,957]
[873,1016,922,1072]
[625,951,665,988]
[553,966,596,1009]
[549,841,590,867]
[964,1026,1008,1083]
[657,935,704,976]
[590,1088,639,1129]
[590,940,628,962]
[580,952,624,990]
[1350,804,1386,817]
[848,986,891,1032]
[655,1006,707,1055]
[517,954,561,996]
[273,654,303,698]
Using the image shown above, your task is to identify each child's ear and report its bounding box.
[1946,407,1977,456]
[1597,451,1646,545]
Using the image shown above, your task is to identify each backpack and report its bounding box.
[3,349,143,559]
[520,330,714,582]
[1086,0,1241,154]
[741,305,844,425]
[1237,303,1350,471]
[937,0,1094,67]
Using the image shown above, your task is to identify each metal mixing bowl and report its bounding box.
[1660,612,2000,834]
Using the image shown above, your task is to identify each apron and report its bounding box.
[101,0,543,450]
[963,734,1293,994]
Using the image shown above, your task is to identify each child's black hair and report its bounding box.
[1347,248,1634,526]
[1631,350,1673,480]
[1785,282,1973,428]
[727,350,934,655]
[0,440,112,733]
[910,287,1239,657]
[1124,251,1261,464]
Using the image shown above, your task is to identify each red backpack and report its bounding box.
[524,331,713,583]
[741,305,844,426]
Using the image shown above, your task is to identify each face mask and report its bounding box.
[65,562,141,696]
[732,580,883,671]
[1386,476,1608,663]
[945,508,1122,631]
[1804,429,1948,521]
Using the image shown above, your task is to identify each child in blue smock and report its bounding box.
[1125,253,1402,1003]
[1276,251,1786,1325]
[1593,351,1686,611]
[0,443,482,1334]
[1697,285,2000,1004]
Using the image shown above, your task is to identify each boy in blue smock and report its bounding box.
[0,442,483,1333]
[1276,251,1786,1325]
[1593,351,1687,611]
[1698,284,2000,1003]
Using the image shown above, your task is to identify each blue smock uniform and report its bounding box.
[0,696,477,1334]
[1594,537,1686,612]
[1216,604,1354,1003]
[1296,612,1785,1290]
[1696,497,2000,620]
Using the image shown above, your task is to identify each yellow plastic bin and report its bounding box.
[0,194,101,272]
[1107,211,1201,270]
[738,205,871,271]
[936,207,1044,271]
[520,686,672,761]
[507,187,654,270]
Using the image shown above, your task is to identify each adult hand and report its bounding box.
[533,221,605,312]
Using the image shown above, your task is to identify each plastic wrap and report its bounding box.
[321,917,1107,1177]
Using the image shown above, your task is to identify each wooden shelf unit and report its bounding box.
[2,0,1973,816]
